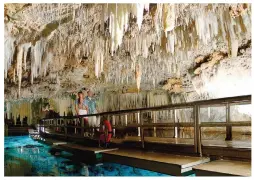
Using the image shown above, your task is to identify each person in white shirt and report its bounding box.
[75,91,88,136]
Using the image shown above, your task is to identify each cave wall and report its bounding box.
[4,4,251,139]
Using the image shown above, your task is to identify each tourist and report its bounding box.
[98,116,112,148]
[75,91,89,136]
[75,91,88,115]
[85,90,99,136]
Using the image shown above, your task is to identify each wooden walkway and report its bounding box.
[193,159,251,176]
[115,136,251,148]
[102,149,210,176]
[58,143,118,154]
[36,136,251,176]
[111,136,251,149]
[42,133,251,149]
[36,138,67,146]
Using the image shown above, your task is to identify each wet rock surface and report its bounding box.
[4,3,251,102]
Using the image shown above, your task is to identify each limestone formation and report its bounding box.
[4,3,251,124]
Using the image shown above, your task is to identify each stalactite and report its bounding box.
[4,36,15,79]
[16,46,23,97]
[31,39,47,84]
[6,100,32,125]
[23,43,31,71]
[163,4,175,36]
[104,4,147,55]
[4,4,251,105]
[135,62,142,93]
[93,36,106,78]
[133,3,145,31]
[13,68,16,82]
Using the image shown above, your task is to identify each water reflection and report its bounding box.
[4,136,170,176]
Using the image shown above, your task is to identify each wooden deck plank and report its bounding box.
[102,149,210,176]
[144,137,194,145]
[202,140,251,149]
[43,132,251,149]
[59,143,118,154]
[193,160,251,176]
[36,138,67,145]
[103,149,209,168]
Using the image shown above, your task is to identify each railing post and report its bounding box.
[39,120,43,134]
[81,116,84,137]
[194,105,201,155]
[125,114,128,126]
[75,118,77,134]
[64,118,67,139]
[174,109,178,138]
[225,103,232,141]
[153,111,156,137]
[54,118,57,132]
[137,112,141,136]
[112,115,116,137]
[140,111,145,149]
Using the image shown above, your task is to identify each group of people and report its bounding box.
[75,90,113,147]
[41,89,111,147]
[75,90,100,136]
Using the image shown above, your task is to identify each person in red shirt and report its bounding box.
[98,116,112,148]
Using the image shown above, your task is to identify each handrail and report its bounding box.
[40,122,195,129]
[200,121,251,127]
[41,95,251,121]
[39,94,251,157]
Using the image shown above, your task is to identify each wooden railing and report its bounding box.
[40,95,251,155]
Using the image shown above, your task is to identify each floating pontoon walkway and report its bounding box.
[58,143,118,154]
[38,95,251,175]
[36,138,67,146]
[193,159,251,176]
[102,149,210,176]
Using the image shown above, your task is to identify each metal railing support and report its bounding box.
[137,112,141,137]
[198,106,202,157]
[64,118,67,138]
[194,105,201,155]
[140,111,145,149]
[74,118,77,134]
[125,114,128,126]
[225,102,232,141]
[81,117,84,137]
[173,109,178,138]
[112,115,116,137]
[54,118,57,132]
[153,111,157,137]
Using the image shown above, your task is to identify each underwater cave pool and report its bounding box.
[4,136,177,176]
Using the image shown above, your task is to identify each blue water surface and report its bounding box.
[4,135,171,176]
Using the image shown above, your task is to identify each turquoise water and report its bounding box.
[4,136,170,176]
